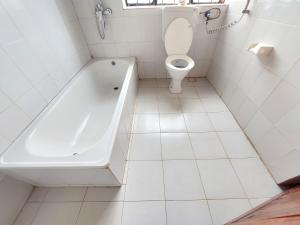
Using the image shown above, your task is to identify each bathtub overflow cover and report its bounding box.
[111,61,116,66]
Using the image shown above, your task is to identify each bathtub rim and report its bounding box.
[0,57,136,169]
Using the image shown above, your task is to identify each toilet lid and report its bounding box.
[164,18,193,55]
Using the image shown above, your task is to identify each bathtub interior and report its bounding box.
[0,59,136,167]
[26,60,129,158]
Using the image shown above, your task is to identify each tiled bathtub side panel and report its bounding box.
[109,62,138,183]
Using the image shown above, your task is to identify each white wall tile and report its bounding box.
[16,89,47,119]
[0,1,90,224]
[261,81,300,124]
[0,105,30,141]
[208,0,300,183]
[275,104,300,148]
[0,91,11,113]
[256,128,292,165]
[3,39,48,85]
[74,2,227,78]
[35,77,60,102]
[0,5,21,45]
[0,48,32,100]
[0,135,9,155]
[286,59,300,90]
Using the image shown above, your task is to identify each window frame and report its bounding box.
[125,0,224,7]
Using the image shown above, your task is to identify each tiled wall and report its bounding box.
[0,0,90,224]
[208,0,300,184]
[72,0,227,78]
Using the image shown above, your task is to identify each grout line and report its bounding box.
[126,156,258,162]
[25,197,262,204]
[214,131,252,206]
[74,188,88,225]
[157,104,168,225]
[186,129,215,225]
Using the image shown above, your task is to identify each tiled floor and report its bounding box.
[14,78,282,225]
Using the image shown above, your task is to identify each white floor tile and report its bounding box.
[194,78,211,87]
[157,88,178,98]
[218,132,258,158]
[164,160,205,200]
[202,97,228,112]
[28,187,49,202]
[197,159,246,199]
[135,97,158,114]
[44,187,86,202]
[77,202,123,225]
[178,87,199,99]
[208,112,241,131]
[122,201,166,225]
[157,79,170,88]
[184,113,214,132]
[14,203,40,225]
[130,134,161,160]
[231,158,282,198]
[32,203,81,225]
[208,199,251,225]
[166,201,213,225]
[158,98,181,113]
[137,87,158,99]
[190,133,227,159]
[182,78,196,87]
[196,86,219,99]
[133,114,160,133]
[139,79,158,88]
[180,99,205,113]
[249,198,270,208]
[160,114,187,133]
[125,161,164,201]
[161,133,194,160]
[84,186,125,202]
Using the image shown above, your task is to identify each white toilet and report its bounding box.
[164,17,195,93]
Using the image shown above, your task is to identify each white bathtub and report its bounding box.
[0,58,138,186]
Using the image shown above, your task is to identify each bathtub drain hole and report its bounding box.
[111,61,116,66]
[114,87,119,90]
[73,153,78,156]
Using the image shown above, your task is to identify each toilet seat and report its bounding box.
[164,18,193,55]
[166,55,195,71]
[163,17,195,94]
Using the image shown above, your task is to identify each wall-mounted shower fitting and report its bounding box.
[200,0,251,34]
[95,0,112,40]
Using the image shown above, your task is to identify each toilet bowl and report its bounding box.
[164,17,194,93]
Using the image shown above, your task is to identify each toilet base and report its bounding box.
[169,79,183,93]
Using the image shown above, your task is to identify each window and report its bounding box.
[125,0,224,7]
